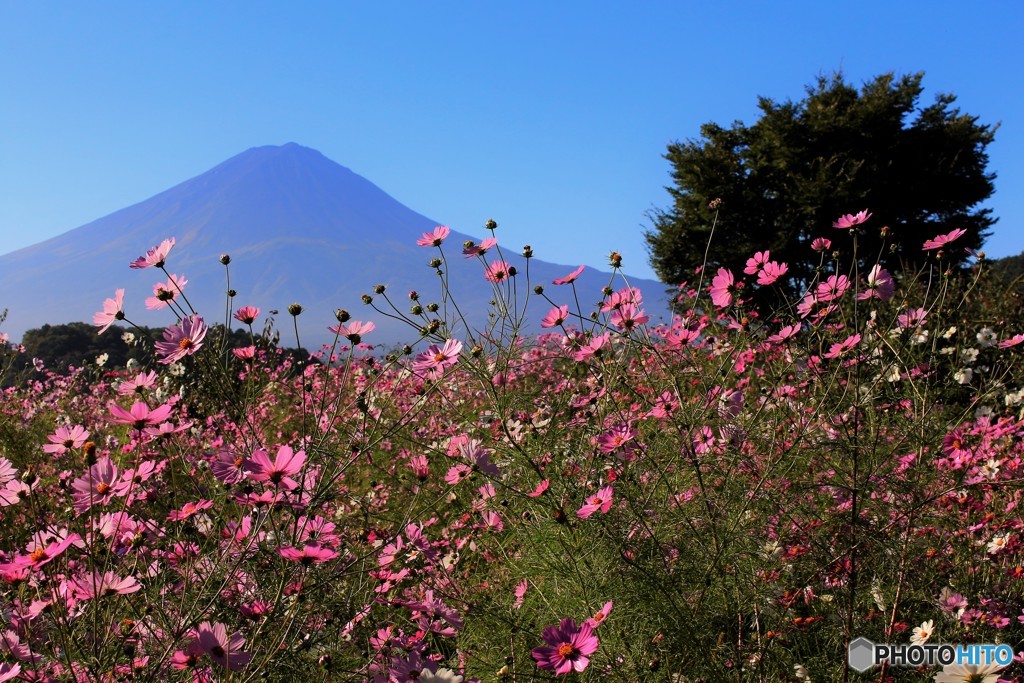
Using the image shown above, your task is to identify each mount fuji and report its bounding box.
[0,143,667,349]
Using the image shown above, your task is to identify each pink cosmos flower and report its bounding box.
[811,237,832,252]
[0,458,20,507]
[0,663,21,682]
[756,261,788,286]
[233,306,260,324]
[923,227,967,251]
[514,580,529,609]
[130,238,175,269]
[484,260,514,283]
[108,400,174,429]
[577,486,614,519]
[528,480,550,497]
[462,236,497,257]
[585,601,614,629]
[597,423,637,454]
[413,339,463,379]
[709,268,736,307]
[93,289,126,333]
[328,320,376,344]
[2,533,82,571]
[233,346,257,361]
[832,209,872,229]
[167,499,214,522]
[573,332,610,362]
[600,286,642,313]
[279,542,339,565]
[897,307,927,329]
[155,315,207,364]
[610,303,649,331]
[117,370,159,395]
[766,324,800,345]
[42,425,90,456]
[245,446,306,490]
[553,265,585,285]
[823,333,861,359]
[195,621,251,670]
[70,571,142,600]
[815,274,851,302]
[541,305,569,329]
[71,457,127,513]
[744,251,770,275]
[144,274,188,310]
[998,334,1024,349]
[532,618,599,675]
[416,225,451,247]
[857,265,895,301]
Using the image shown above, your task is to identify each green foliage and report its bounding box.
[646,72,997,299]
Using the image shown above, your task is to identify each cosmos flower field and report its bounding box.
[1,214,1023,682]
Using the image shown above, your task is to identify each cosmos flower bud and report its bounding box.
[485,219,498,231]
[402,345,412,355]
[428,258,442,269]
[83,441,97,466]
[411,305,423,315]
[409,290,419,301]
[534,285,544,295]
[374,284,386,294]
[427,303,439,313]
[227,289,237,298]
[219,254,231,265]
[288,303,303,316]
[471,345,483,357]
[608,252,622,268]
[335,309,350,323]
[361,295,373,305]
[523,245,534,258]
[463,240,475,249]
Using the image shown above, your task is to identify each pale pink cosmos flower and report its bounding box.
[832,209,872,229]
[0,458,20,507]
[233,306,260,325]
[573,332,610,362]
[756,261,789,286]
[279,542,339,565]
[709,268,736,307]
[766,324,801,345]
[107,400,174,428]
[923,227,967,251]
[70,571,142,600]
[233,346,257,361]
[0,663,20,681]
[553,265,585,285]
[328,320,376,344]
[541,305,569,329]
[42,425,90,456]
[144,274,188,310]
[130,238,175,269]
[416,225,451,247]
[195,621,251,671]
[857,265,895,301]
[897,307,927,329]
[245,445,306,490]
[532,618,599,675]
[600,286,643,313]
[93,289,125,334]
[577,486,614,519]
[413,339,463,379]
[484,260,514,283]
[117,370,160,396]
[513,579,529,609]
[155,315,207,365]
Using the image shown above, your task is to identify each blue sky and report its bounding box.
[1,2,1020,281]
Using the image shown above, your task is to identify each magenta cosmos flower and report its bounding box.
[577,486,614,519]
[155,315,207,365]
[416,225,451,247]
[130,237,175,269]
[832,209,872,229]
[541,305,569,329]
[413,339,463,379]
[923,227,967,251]
[245,445,306,490]
[463,236,497,257]
[93,289,126,334]
[532,618,599,675]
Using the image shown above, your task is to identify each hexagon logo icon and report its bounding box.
[848,637,876,673]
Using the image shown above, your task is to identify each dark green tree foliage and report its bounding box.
[646,72,997,297]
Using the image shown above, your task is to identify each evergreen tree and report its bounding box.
[646,72,997,300]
